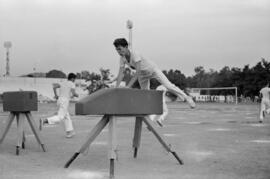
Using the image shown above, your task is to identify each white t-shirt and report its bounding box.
[119,51,158,72]
[59,80,76,99]
[260,87,270,100]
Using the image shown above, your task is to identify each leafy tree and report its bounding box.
[80,69,110,94]
[213,66,233,87]
[74,57,270,99]
[76,72,82,79]
[46,69,66,78]
[164,69,187,89]
[80,70,91,80]
[188,66,210,88]
[185,58,270,99]
[100,68,110,81]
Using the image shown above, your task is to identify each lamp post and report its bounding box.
[4,41,12,76]
[33,66,36,84]
[126,20,133,50]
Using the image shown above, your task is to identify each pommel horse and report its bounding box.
[0,91,46,155]
[64,88,183,179]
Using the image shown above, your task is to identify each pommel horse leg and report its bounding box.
[0,113,15,145]
[25,112,46,152]
[132,117,143,158]
[22,131,26,149]
[0,112,45,155]
[142,117,184,165]
[64,115,110,168]
[0,113,27,155]
[108,116,117,179]
[16,113,25,155]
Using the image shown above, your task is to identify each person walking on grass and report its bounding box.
[259,83,270,123]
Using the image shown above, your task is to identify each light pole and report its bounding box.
[126,20,133,50]
[33,66,36,84]
[4,41,12,76]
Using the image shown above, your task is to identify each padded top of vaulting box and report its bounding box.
[3,91,38,112]
[75,88,163,115]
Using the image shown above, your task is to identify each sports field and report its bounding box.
[0,102,270,179]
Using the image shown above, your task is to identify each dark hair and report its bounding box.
[67,73,77,80]
[113,38,128,47]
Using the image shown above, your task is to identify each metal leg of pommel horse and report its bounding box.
[108,115,118,179]
[0,112,27,155]
[64,115,110,168]
[25,112,46,152]
[132,117,143,158]
[0,113,16,146]
[0,112,45,155]
[142,117,184,165]
[16,113,25,155]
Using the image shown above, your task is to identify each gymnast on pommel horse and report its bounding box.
[64,88,183,179]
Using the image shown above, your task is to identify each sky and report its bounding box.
[0,0,269,77]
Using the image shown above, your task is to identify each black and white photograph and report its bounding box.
[0,0,270,178]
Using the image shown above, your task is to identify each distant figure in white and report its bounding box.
[259,83,270,123]
[40,73,78,138]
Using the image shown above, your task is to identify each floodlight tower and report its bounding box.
[4,41,12,76]
[126,20,133,50]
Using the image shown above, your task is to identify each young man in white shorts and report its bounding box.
[40,73,78,138]
[112,38,195,109]
[259,83,270,123]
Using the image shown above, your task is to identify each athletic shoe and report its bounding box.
[259,120,263,123]
[66,131,76,138]
[186,96,196,108]
[39,118,49,131]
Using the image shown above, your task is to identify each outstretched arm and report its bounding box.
[107,66,125,87]
[115,66,125,87]
[126,73,138,88]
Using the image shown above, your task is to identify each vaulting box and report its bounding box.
[76,88,163,115]
[3,91,38,112]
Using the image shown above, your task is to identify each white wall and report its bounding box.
[0,77,88,102]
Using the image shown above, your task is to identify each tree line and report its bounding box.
[26,58,269,98]
[147,58,269,99]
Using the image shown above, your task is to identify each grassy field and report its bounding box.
[0,102,270,179]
